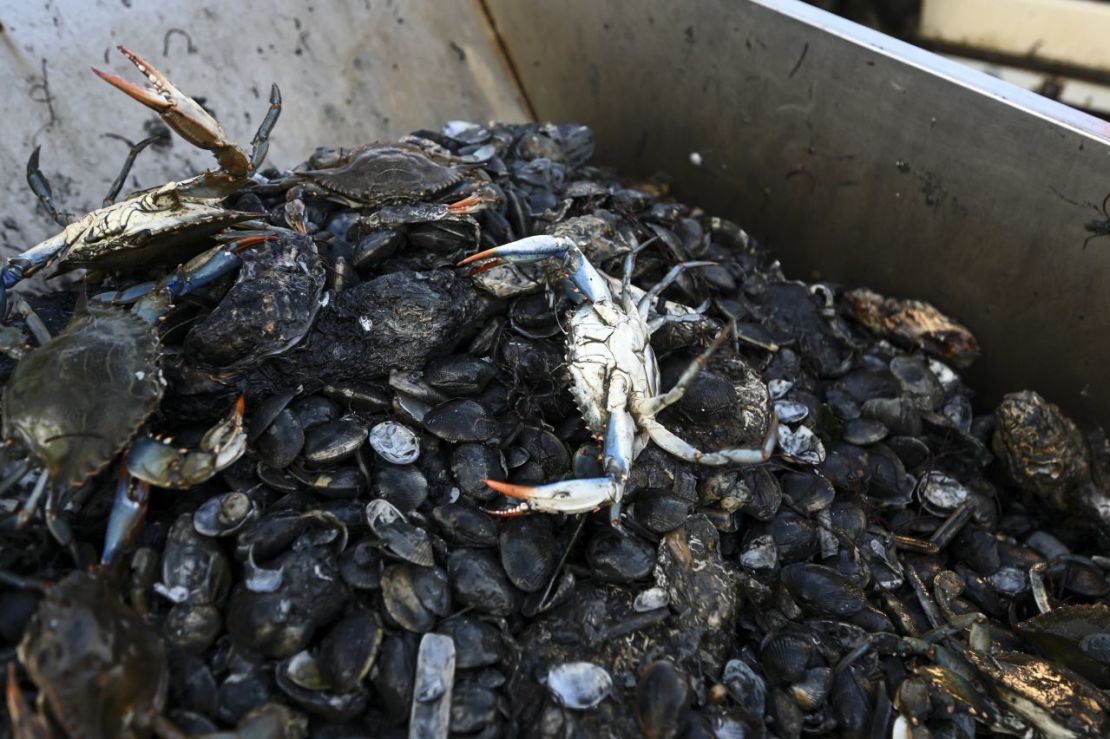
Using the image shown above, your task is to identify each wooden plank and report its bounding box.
[921,0,1110,73]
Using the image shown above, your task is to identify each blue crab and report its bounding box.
[459,234,778,521]
[2,237,270,564]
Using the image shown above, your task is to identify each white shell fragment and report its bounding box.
[633,587,669,612]
[767,378,794,399]
[776,424,826,465]
[774,400,809,425]
[917,471,969,513]
[546,662,613,710]
[409,633,456,739]
[369,421,421,464]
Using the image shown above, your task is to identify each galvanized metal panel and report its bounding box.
[0,0,528,258]
[486,0,1110,425]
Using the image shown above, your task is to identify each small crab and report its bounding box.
[0,46,281,317]
[459,234,778,521]
[294,143,470,207]
[281,143,477,232]
[5,570,175,739]
[2,237,267,564]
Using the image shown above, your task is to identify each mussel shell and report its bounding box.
[780,473,835,514]
[636,660,689,739]
[448,549,519,616]
[791,666,832,712]
[365,499,435,567]
[435,616,504,670]
[739,467,783,521]
[432,504,499,548]
[634,488,692,534]
[371,634,418,720]
[546,662,612,710]
[760,630,816,684]
[256,409,305,469]
[317,611,383,692]
[780,564,867,617]
[499,517,558,592]
[289,464,365,498]
[424,354,497,395]
[586,528,656,583]
[194,492,259,538]
[338,540,382,590]
[381,563,451,633]
[275,654,368,722]
[303,417,368,464]
[368,421,421,464]
[373,463,429,512]
[1016,604,1110,687]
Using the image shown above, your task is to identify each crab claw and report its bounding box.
[446,186,501,215]
[93,46,250,176]
[481,477,619,516]
[126,396,247,490]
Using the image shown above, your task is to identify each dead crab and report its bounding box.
[4,570,176,739]
[458,234,778,521]
[0,46,281,318]
[1,238,265,564]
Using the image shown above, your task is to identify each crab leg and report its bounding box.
[0,231,71,319]
[636,261,717,319]
[486,375,636,523]
[26,146,70,227]
[102,462,150,566]
[102,133,165,206]
[123,234,273,321]
[639,415,778,466]
[459,235,613,304]
[639,324,732,417]
[249,84,283,172]
[93,46,253,177]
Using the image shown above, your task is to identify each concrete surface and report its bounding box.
[0,0,528,259]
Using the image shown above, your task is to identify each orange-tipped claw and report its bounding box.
[234,395,247,417]
[456,247,501,268]
[447,193,480,214]
[91,65,169,110]
[483,478,535,500]
[94,46,249,176]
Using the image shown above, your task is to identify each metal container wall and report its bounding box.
[2,0,1108,424]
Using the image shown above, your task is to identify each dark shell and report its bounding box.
[299,144,467,207]
[780,563,868,617]
[3,306,161,486]
[184,233,324,368]
[499,517,558,592]
[636,661,690,739]
[381,563,451,633]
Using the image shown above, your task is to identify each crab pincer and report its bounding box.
[93,45,280,178]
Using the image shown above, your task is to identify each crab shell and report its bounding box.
[3,306,163,487]
[564,299,658,456]
[297,144,468,208]
[50,179,258,274]
[17,572,168,739]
